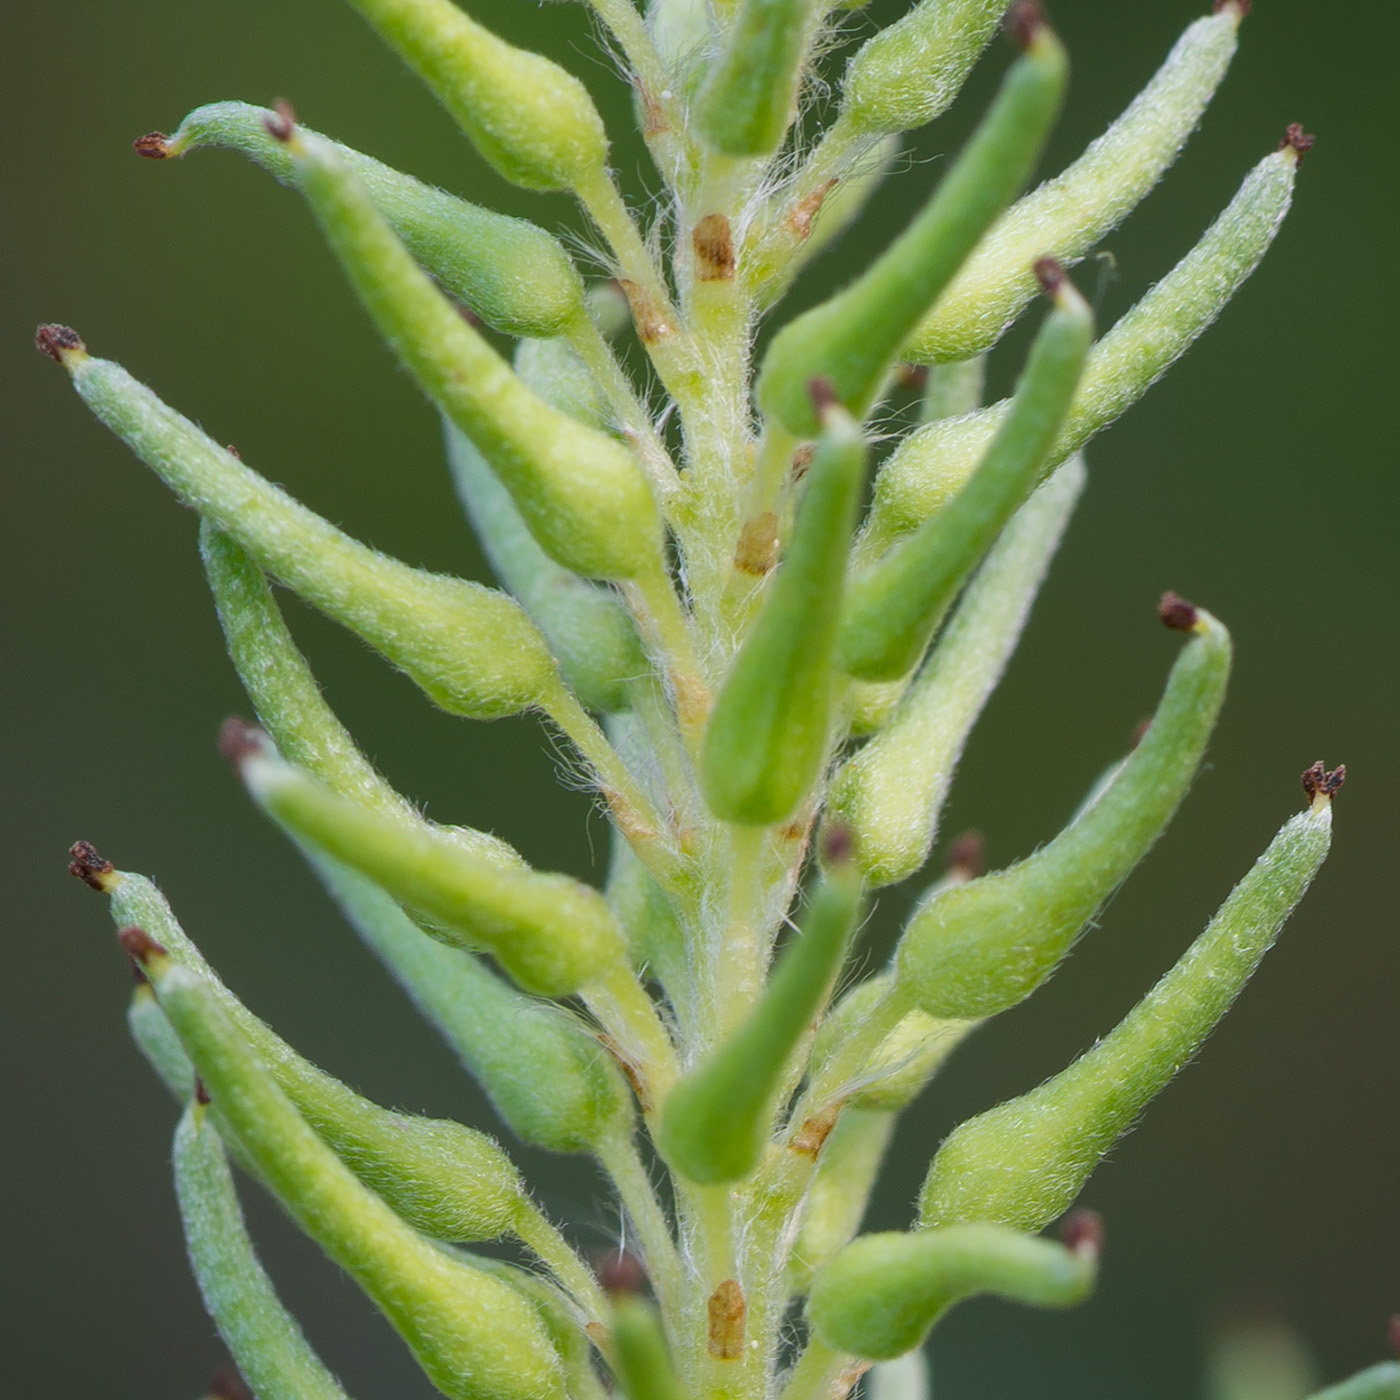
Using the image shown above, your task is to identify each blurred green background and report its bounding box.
[3,1,1395,1395]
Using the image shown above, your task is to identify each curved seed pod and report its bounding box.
[700,397,866,825]
[129,980,197,1102]
[841,0,1013,136]
[756,17,1067,437]
[343,0,608,191]
[1307,1366,1400,1400]
[146,101,584,337]
[869,142,1305,540]
[896,598,1232,1018]
[920,781,1338,1230]
[132,947,568,1400]
[609,1292,686,1400]
[837,267,1091,681]
[42,336,554,719]
[808,1221,1098,1359]
[695,0,820,157]
[109,870,528,1242]
[276,121,663,582]
[829,457,1084,885]
[906,5,1244,363]
[173,1105,356,1400]
[659,863,861,1183]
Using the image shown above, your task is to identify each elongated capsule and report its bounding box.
[659,863,861,1183]
[756,15,1067,437]
[701,396,867,825]
[905,5,1245,363]
[869,141,1306,540]
[144,101,584,337]
[109,869,528,1243]
[829,457,1084,885]
[38,332,554,718]
[133,944,568,1400]
[1306,1365,1400,1400]
[838,266,1091,681]
[807,1220,1098,1359]
[229,730,626,997]
[343,0,608,191]
[173,1104,356,1400]
[896,598,1232,1018]
[609,1293,686,1400]
[695,0,819,156]
[920,775,1339,1230]
[273,120,663,582]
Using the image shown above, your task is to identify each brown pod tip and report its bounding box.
[194,1076,212,1106]
[133,131,172,159]
[1033,256,1065,295]
[68,840,116,891]
[1005,0,1047,49]
[1214,0,1250,16]
[820,821,855,869]
[218,716,265,765]
[1157,590,1199,632]
[1387,1314,1400,1359]
[263,99,297,143]
[944,829,985,882]
[36,324,86,363]
[1300,760,1346,805]
[117,925,169,964]
[208,1365,254,1400]
[1060,1207,1104,1261]
[1278,124,1316,162]
[807,376,840,418]
[596,1249,648,1298]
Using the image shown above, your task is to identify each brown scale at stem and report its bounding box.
[706,1278,746,1360]
[1157,590,1199,632]
[789,181,837,242]
[694,215,736,283]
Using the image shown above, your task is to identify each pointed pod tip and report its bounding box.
[1005,0,1049,50]
[596,1249,648,1298]
[117,924,169,964]
[1213,0,1250,18]
[1157,591,1199,633]
[194,1075,212,1106]
[218,715,267,766]
[1034,256,1065,295]
[807,376,840,420]
[207,1365,254,1400]
[1278,124,1316,164]
[1387,1314,1400,1359]
[36,324,87,365]
[945,830,985,883]
[1300,760,1346,808]
[263,98,298,144]
[68,840,117,892]
[1060,1208,1104,1261]
[820,821,856,869]
[133,131,172,159]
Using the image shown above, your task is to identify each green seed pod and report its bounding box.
[841,0,1012,136]
[609,1292,686,1400]
[232,732,626,997]
[280,123,663,582]
[756,18,1067,437]
[868,1352,931,1400]
[870,142,1305,540]
[807,1221,1098,1359]
[45,339,554,718]
[701,399,867,825]
[606,828,688,994]
[110,870,528,1242]
[695,0,820,157]
[838,267,1091,681]
[1307,1366,1400,1400]
[896,598,1232,1019]
[148,101,584,337]
[135,948,568,1400]
[659,864,861,1183]
[343,0,608,191]
[920,782,1338,1231]
[129,980,196,1102]
[905,5,1244,363]
[829,457,1084,885]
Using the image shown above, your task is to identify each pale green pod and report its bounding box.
[896,602,1232,1018]
[920,355,986,423]
[756,22,1067,437]
[700,403,867,825]
[235,739,626,997]
[829,457,1084,886]
[1307,1366,1400,1400]
[283,126,664,581]
[920,794,1335,1231]
[173,1105,356,1400]
[648,0,711,72]
[906,5,1244,363]
[513,335,607,427]
[610,1293,686,1400]
[1209,1319,1320,1400]
[868,1351,931,1400]
[870,145,1303,540]
[695,0,819,157]
[841,0,1013,136]
[129,980,196,1102]
[110,871,529,1242]
[140,953,568,1400]
[154,101,584,336]
[343,0,608,191]
[49,341,554,719]
[837,270,1091,681]
[606,830,688,994]
[659,866,861,1183]
[808,1223,1097,1359]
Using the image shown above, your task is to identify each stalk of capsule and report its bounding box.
[609,1291,687,1400]
[920,787,1337,1230]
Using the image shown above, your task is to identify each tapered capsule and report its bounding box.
[920,781,1337,1231]
[869,142,1305,540]
[173,1104,356,1400]
[133,946,568,1400]
[837,266,1091,681]
[700,395,867,825]
[146,101,584,336]
[273,120,663,582]
[40,334,554,718]
[896,598,1232,1019]
[756,15,1067,437]
[609,1292,686,1400]
[343,0,608,191]
[229,730,626,997]
[905,5,1244,363]
[1306,1365,1400,1400]
[659,862,862,1183]
[807,1220,1098,1359]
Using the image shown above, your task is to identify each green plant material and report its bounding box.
[148,100,584,337]
[1307,1366,1400,1400]
[807,1219,1099,1359]
[868,1350,931,1400]
[921,787,1338,1230]
[173,1103,356,1400]
[609,1292,686,1400]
